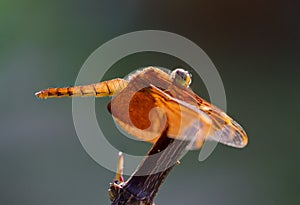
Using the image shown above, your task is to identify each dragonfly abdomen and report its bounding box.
[35,78,128,99]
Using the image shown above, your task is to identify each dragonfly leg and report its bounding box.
[108,152,125,202]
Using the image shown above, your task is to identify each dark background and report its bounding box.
[0,1,299,205]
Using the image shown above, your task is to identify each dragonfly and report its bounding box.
[36,66,248,150]
[36,66,248,204]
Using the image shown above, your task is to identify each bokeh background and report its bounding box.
[0,1,299,205]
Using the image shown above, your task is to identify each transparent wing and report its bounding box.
[208,120,248,148]
[198,110,248,161]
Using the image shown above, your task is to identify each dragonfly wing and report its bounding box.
[191,96,248,160]
[207,120,247,148]
[198,120,247,161]
[148,84,212,149]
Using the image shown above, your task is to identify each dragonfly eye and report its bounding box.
[171,68,192,87]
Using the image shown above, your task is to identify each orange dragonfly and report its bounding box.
[36,66,248,150]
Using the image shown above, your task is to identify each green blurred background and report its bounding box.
[0,0,299,204]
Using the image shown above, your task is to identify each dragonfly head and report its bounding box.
[171,68,192,87]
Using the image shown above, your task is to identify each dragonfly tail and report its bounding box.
[35,78,128,99]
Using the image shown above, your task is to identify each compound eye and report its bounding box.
[170,68,192,87]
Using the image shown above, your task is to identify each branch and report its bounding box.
[108,126,189,205]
